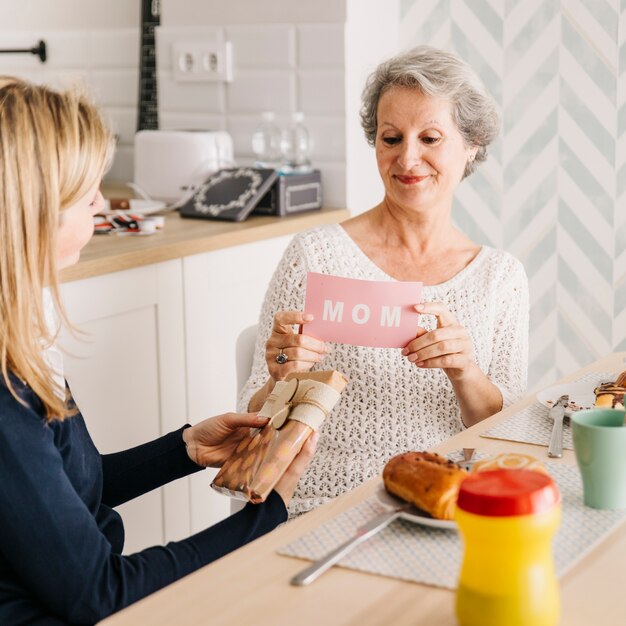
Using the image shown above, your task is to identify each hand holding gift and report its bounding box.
[183,412,269,468]
[212,370,348,504]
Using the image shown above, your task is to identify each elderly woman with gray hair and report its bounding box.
[240,45,529,516]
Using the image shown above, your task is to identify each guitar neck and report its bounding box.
[137,0,160,131]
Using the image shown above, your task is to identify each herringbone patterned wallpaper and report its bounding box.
[400,0,626,390]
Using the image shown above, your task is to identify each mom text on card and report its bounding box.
[304,272,423,349]
[323,300,402,327]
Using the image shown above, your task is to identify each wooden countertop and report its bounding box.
[60,206,350,283]
[101,353,626,626]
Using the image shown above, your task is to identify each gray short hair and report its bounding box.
[360,45,500,178]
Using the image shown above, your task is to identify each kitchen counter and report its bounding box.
[60,206,350,283]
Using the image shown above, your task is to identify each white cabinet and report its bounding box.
[58,235,292,549]
[183,234,292,532]
[59,260,190,554]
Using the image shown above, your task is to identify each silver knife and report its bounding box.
[290,505,407,586]
[547,394,569,458]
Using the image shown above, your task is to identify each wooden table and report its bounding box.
[101,353,626,626]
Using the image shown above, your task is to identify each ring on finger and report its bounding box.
[275,349,289,365]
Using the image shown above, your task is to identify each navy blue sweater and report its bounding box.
[0,378,287,625]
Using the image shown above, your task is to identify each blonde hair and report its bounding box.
[0,77,114,420]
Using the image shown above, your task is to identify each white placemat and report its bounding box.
[278,464,626,589]
[480,372,615,450]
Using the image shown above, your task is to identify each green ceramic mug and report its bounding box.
[571,408,626,509]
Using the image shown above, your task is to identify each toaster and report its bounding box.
[133,130,234,203]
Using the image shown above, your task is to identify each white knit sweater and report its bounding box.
[239,224,529,515]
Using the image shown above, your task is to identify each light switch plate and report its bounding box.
[172,41,233,82]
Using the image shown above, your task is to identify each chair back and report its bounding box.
[236,324,258,392]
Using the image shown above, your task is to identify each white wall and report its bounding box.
[344,0,398,212]
[156,7,348,207]
[162,0,346,25]
[1,0,138,29]
[155,20,347,206]
[0,0,401,209]
[400,0,626,390]
[157,0,400,211]
[0,0,140,181]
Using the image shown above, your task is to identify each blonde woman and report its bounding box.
[0,77,316,625]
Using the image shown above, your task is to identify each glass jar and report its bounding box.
[251,111,282,169]
[280,111,313,173]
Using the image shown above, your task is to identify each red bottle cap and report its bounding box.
[457,469,560,517]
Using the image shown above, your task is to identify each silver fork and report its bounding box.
[548,394,569,458]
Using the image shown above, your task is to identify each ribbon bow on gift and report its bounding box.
[260,378,341,431]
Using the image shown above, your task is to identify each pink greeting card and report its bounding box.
[303,272,423,348]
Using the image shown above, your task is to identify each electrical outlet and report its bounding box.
[172,41,233,83]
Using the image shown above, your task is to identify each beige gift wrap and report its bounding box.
[211,370,348,503]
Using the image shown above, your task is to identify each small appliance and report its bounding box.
[133,130,234,203]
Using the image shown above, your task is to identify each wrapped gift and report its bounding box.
[211,370,348,503]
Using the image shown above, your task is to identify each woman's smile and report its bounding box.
[394,174,431,185]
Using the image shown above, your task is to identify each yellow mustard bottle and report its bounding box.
[455,469,561,626]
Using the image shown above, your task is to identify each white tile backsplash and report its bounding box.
[42,32,89,68]
[226,69,295,113]
[88,29,140,68]
[305,116,346,160]
[106,144,134,182]
[225,115,263,159]
[225,25,296,68]
[41,70,90,92]
[159,71,225,113]
[156,23,348,204]
[0,28,139,181]
[160,112,226,132]
[102,106,137,145]
[298,69,345,114]
[0,21,349,195]
[298,23,345,68]
[89,69,139,107]
[2,68,44,84]
[316,162,346,208]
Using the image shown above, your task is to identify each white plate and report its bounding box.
[102,199,166,215]
[376,485,457,531]
[536,381,597,417]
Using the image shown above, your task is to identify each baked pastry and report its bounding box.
[594,372,626,409]
[382,451,468,520]
[471,452,548,475]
